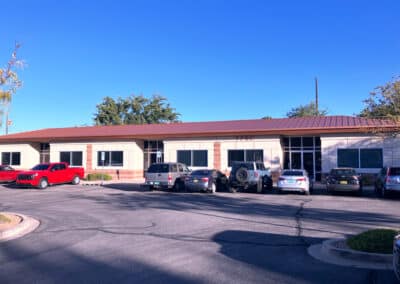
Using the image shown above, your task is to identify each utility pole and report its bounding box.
[315,77,319,115]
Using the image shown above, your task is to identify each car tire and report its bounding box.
[71,175,80,185]
[304,190,310,195]
[38,178,48,189]
[229,185,237,193]
[173,180,183,192]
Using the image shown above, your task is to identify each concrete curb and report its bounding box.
[0,213,40,242]
[308,238,393,270]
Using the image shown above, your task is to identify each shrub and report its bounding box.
[347,228,399,254]
[86,173,113,181]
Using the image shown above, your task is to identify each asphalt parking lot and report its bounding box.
[0,184,398,283]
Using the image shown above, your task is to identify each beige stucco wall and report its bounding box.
[0,143,40,169]
[164,136,282,171]
[321,133,400,173]
[91,141,143,171]
[50,141,144,171]
[50,142,88,167]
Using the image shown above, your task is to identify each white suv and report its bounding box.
[228,161,272,193]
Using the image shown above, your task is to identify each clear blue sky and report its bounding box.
[1,0,399,133]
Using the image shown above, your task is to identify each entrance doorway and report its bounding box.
[143,141,164,171]
[282,137,321,181]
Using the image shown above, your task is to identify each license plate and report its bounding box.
[340,181,348,185]
[154,182,160,185]
[287,179,295,184]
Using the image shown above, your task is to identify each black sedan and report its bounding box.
[184,169,228,193]
[326,168,362,195]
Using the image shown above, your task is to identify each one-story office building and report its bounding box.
[0,116,398,181]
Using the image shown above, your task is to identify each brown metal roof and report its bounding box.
[0,116,396,143]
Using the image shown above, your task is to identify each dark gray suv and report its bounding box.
[145,163,190,191]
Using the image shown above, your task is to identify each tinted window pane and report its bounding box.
[177,150,191,166]
[1,153,10,165]
[302,137,314,147]
[291,137,301,148]
[389,168,400,176]
[111,151,123,166]
[246,150,263,162]
[193,150,207,167]
[72,152,83,166]
[228,150,244,167]
[337,149,359,168]
[147,164,169,173]
[12,152,20,165]
[360,149,382,168]
[282,137,289,147]
[97,151,110,166]
[60,152,70,164]
[282,170,304,176]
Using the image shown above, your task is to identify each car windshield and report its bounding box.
[389,168,400,176]
[331,169,356,175]
[191,170,212,176]
[282,170,304,176]
[31,164,50,171]
[147,164,170,173]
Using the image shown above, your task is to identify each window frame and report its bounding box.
[337,148,383,169]
[60,151,83,167]
[97,151,124,167]
[227,149,264,167]
[176,150,208,167]
[1,152,21,166]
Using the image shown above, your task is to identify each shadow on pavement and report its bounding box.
[212,230,398,284]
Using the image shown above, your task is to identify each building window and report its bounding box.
[97,151,124,167]
[337,149,359,168]
[60,151,83,167]
[228,149,263,167]
[1,152,20,166]
[337,148,383,168]
[177,150,208,167]
[360,149,383,168]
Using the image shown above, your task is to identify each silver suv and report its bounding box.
[145,163,190,191]
[228,161,272,192]
[375,167,400,198]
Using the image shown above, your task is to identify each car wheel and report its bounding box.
[173,180,183,192]
[256,179,263,193]
[382,187,390,198]
[229,185,237,193]
[304,190,310,196]
[71,175,80,185]
[38,178,48,189]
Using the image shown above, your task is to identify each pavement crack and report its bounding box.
[295,198,312,245]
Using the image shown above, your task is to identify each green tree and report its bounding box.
[286,102,327,118]
[0,43,24,132]
[359,76,400,118]
[94,94,180,125]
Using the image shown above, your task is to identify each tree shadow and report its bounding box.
[212,230,398,283]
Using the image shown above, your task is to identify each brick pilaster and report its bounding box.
[213,142,221,170]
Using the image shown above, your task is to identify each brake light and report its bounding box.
[168,175,172,182]
[254,172,259,178]
[296,178,306,182]
[201,177,209,182]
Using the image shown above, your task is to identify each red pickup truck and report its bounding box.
[16,162,85,189]
[0,165,21,183]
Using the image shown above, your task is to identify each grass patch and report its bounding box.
[85,173,113,181]
[347,229,398,254]
[0,214,11,223]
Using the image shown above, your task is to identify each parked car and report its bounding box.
[228,161,272,193]
[0,165,21,183]
[394,234,400,281]
[277,169,312,195]
[184,169,228,193]
[145,162,190,191]
[375,167,400,198]
[326,168,362,195]
[16,162,84,189]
